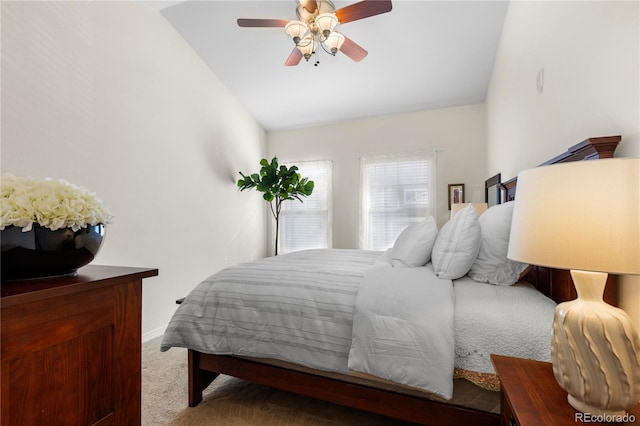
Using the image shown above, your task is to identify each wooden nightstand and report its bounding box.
[491,354,640,426]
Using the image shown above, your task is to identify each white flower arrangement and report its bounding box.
[0,173,113,232]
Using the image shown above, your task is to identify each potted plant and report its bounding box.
[237,157,314,255]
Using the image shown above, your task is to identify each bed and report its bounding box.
[161,136,620,426]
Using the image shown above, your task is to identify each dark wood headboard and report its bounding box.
[501,136,620,202]
[504,135,621,306]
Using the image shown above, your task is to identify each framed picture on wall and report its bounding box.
[485,173,502,207]
[448,183,465,210]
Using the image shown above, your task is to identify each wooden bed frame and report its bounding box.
[186,136,621,426]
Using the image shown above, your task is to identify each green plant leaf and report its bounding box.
[304,181,314,195]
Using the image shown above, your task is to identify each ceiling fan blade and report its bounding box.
[237,18,290,28]
[285,47,303,66]
[335,0,392,24]
[340,36,368,62]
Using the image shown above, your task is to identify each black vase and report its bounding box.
[1,224,105,280]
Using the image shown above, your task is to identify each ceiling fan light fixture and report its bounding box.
[315,13,338,37]
[285,20,309,44]
[324,31,345,54]
[240,0,391,66]
[297,34,316,60]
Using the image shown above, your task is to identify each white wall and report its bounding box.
[1,1,267,340]
[268,104,487,251]
[486,1,640,323]
[487,0,639,180]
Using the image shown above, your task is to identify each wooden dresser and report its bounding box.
[1,265,158,425]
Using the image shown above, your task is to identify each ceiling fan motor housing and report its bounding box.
[296,0,337,23]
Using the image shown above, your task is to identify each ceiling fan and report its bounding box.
[237,0,393,66]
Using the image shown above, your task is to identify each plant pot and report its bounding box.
[1,224,105,280]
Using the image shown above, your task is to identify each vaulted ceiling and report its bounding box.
[142,1,509,131]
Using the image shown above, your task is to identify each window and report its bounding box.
[360,151,437,251]
[279,160,332,254]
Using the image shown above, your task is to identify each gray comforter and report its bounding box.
[161,248,554,400]
[161,249,382,372]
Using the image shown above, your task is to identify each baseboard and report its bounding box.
[142,325,166,343]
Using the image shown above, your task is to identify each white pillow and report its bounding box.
[432,204,481,279]
[391,217,439,267]
[469,202,529,286]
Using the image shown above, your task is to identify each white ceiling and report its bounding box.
[143,0,509,131]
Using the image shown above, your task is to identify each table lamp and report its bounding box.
[507,158,640,416]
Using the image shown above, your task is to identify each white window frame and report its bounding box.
[278,160,332,254]
[359,151,437,251]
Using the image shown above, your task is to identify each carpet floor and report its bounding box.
[142,337,416,425]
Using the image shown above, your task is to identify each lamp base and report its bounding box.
[551,270,640,416]
[568,395,626,418]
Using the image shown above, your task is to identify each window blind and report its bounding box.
[279,160,332,254]
[360,151,437,251]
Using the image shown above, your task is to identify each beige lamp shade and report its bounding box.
[508,158,640,275]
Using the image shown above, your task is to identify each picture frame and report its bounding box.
[448,183,465,210]
[484,173,502,207]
